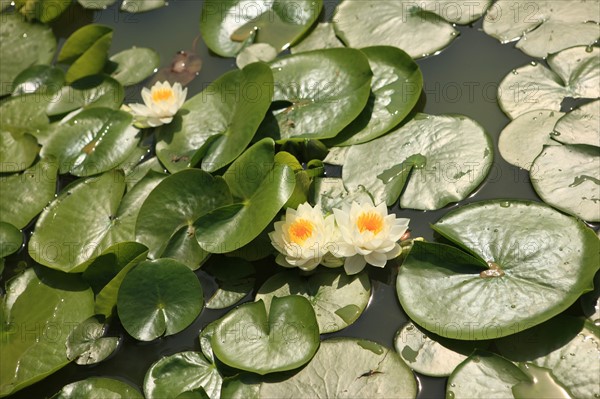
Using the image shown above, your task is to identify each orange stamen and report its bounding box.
[288,219,314,245]
[152,88,174,102]
[357,211,383,234]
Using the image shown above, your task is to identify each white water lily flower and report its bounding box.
[125,81,187,128]
[333,201,409,275]
[269,203,340,271]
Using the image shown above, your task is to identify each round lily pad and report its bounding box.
[266,48,372,140]
[200,0,323,57]
[333,0,491,58]
[255,269,371,333]
[0,267,94,397]
[259,338,418,398]
[498,46,600,119]
[327,46,423,146]
[290,22,344,53]
[483,0,600,58]
[397,200,600,340]
[531,144,600,222]
[342,113,492,210]
[117,258,204,341]
[41,107,140,176]
[53,377,143,399]
[498,109,564,170]
[66,316,120,365]
[144,351,222,399]
[0,13,56,96]
[394,321,487,377]
[553,99,600,147]
[157,62,273,173]
[135,169,232,269]
[496,315,600,399]
[210,296,319,375]
[107,47,160,86]
[0,222,23,258]
[12,65,65,96]
[46,75,125,116]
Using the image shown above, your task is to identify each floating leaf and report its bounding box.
[498,47,600,119]
[531,144,600,222]
[236,43,277,69]
[333,0,491,58]
[144,351,222,399]
[394,321,487,377]
[255,269,371,333]
[41,107,140,176]
[312,177,373,214]
[157,62,273,173]
[259,338,417,398]
[483,0,600,58]
[342,114,492,209]
[0,222,22,258]
[58,24,114,83]
[553,99,600,147]
[66,316,119,365]
[397,200,600,340]
[107,47,160,86]
[0,14,56,96]
[135,169,232,269]
[14,0,71,22]
[117,258,204,341]
[200,0,323,57]
[0,157,58,229]
[46,75,125,116]
[498,109,564,170]
[211,296,319,374]
[265,48,372,140]
[53,377,143,399]
[77,0,117,10]
[120,0,166,13]
[327,46,423,146]
[0,267,94,397]
[12,65,65,96]
[195,139,295,253]
[204,257,255,309]
[290,22,344,53]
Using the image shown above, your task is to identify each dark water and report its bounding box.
[5,1,595,398]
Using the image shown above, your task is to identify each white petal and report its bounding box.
[141,88,153,107]
[344,254,367,275]
[385,243,402,259]
[275,254,296,268]
[365,251,387,267]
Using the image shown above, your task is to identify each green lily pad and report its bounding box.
[53,377,143,399]
[496,315,600,398]
[236,43,277,69]
[144,351,222,399]
[41,107,140,176]
[117,258,204,341]
[333,0,491,58]
[498,109,564,170]
[46,75,125,116]
[0,157,58,229]
[58,24,113,83]
[120,0,166,13]
[135,169,232,269]
[327,46,422,146]
[498,47,600,119]
[394,321,487,377]
[200,0,323,57]
[531,144,600,222]
[204,257,255,309]
[0,131,39,174]
[312,177,374,214]
[29,170,156,272]
[12,65,65,96]
[266,48,372,140]
[0,267,94,397]
[195,139,295,253]
[107,47,160,86]
[483,0,600,58]
[210,296,319,374]
[259,338,418,398]
[220,375,260,399]
[157,62,273,173]
[77,0,117,9]
[255,269,371,333]
[0,222,22,258]
[0,14,56,96]
[14,0,71,22]
[290,22,344,53]
[342,114,492,209]
[553,99,600,147]
[397,200,600,340]
[66,316,120,365]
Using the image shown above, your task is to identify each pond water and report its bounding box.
[5,1,597,398]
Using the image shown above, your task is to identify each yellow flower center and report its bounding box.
[288,219,314,245]
[152,88,174,102]
[357,211,384,234]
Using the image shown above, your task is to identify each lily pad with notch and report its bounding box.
[203,257,255,310]
[52,377,142,399]
[290,22,344,53]
[342,113,492,209]
[397,200,600,340]
[106,47,160,86]
[66,316,120,365]
[553,99,600,147]
[255,269,371,333]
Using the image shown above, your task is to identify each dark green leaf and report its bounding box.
[0,222,22,258]
[12,65,65,96]
[66,316,119,365]
[46,75,125,116]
